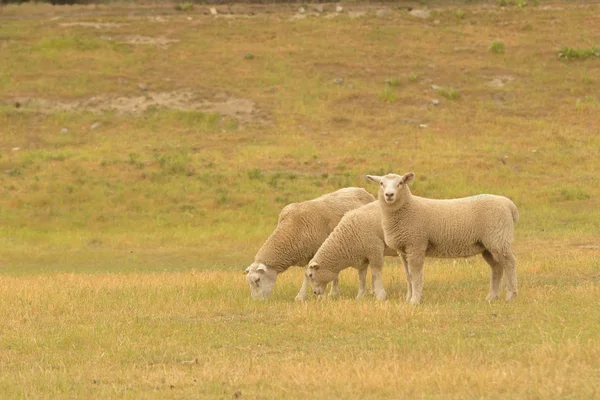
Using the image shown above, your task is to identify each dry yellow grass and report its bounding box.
[1,252,599,398]
[0,1,599,398]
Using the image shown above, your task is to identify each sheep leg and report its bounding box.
[356,267,368,299]
[488,249,518,301]
[407,253,425,304]
[371,265,387,301]
[329,275,339,298]
[502,251,518,301]
[294,273,310,302]
[482,250,503,301]
[400,254,412,302]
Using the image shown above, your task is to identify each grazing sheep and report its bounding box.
[307,201,398,300]
[245,187,375,301]
[366,173,519,304]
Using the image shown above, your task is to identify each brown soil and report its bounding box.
[10,89,259,122]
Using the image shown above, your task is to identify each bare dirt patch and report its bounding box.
[9,89,260,123]
[59,22,126,29]
[102,35,179,49]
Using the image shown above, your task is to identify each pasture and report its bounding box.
[1,1,599,398]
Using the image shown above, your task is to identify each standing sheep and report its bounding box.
[306,201,398,300]
[366,173,519,304]
[245,187,375,301]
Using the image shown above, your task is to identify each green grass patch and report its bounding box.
[437,87,460,100]
[558,45,600,60]
[489,40,505,54]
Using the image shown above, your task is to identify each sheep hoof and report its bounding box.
[356,293,365,300]
[294,294,307,302]
[409,297,421,305]
[376,291,387,301]
[505,292,517,301]
[485,293,499,301]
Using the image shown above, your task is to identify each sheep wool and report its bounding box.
[307,201,397,300]
[246,187,375,301]
[366,173,519,304]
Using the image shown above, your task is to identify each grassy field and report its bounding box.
[1,1,599,398]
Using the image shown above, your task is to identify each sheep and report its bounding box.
[306,201,398,300]
[245,187,375,301]
[365,172,519,304]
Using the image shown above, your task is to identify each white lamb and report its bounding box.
[306,201,398,300]
[245,187,375,301]
[366,172,519,304]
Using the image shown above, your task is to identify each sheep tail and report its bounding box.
[509,201,519,223]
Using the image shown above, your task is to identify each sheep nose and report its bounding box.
[313,291,317,295]
[385,193,394,199]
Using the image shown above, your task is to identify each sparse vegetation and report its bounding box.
[558,45,600,60]
[0,2,599,398]
[385,77,401,87]
[490,40,505,54]
[437,87,460,100]
[498,0,536,7]
[175,2,193,12]
[379,85,397,103]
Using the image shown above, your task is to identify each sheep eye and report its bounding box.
[379,182,383,187]
[255,278,260,284]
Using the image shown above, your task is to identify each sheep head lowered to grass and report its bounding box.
[245,187,375,301]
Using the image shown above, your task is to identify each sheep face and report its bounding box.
[244,263,278,300]
[366,173,414,205]
[306,262,337,296]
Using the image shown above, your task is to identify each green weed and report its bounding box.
[175,2,194,11]
[489,40,505,54]
[558,46,600,60]
[379,85,397,103]
[437,87,460,100]
[385,77,401,87]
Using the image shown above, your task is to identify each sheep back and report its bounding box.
[311,201,395,273]
[382,194,518,258]
[255,187,375,272]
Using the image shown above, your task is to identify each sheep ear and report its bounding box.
[402,172,415,185]
[365,175,382,184]
[243,268,249,275]
[309,263,319,270]
[256,264,268,273]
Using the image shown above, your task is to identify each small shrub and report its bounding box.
[155,151,193,176]
[175,2,194,11]
[408,72,418,82]
[247,168,264,181]
[558,46,600,60]
[437,87,460,100]
[456,10,465,19]
[379,85,397,104]
[515,0,528,8]
[385,77,401,87]
[244,53,255,60]
[489,40,505,54]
